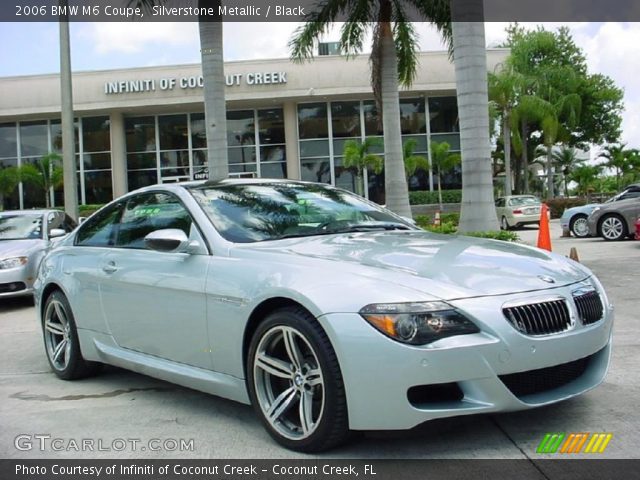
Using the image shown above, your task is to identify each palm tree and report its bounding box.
[402,138,430,180]
[0,166,19,210]
[135,0,228,181]
[450,19,498,232]
[289,1,451,218]
[430,140,460,210]
[601,143,639,191]
[488,66,524,196]
[552,146,585,197]
[18,154,64,208]
[540,93,581,199]
[59,0,78,219]
[342,138,383,197]
[570,164,602,196]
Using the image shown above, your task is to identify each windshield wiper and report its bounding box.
[323,222,412,233]
[271,222,412,240]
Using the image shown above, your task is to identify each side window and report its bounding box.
[621,191,640,200]
[116,192,193,249]
[75,204,123,247]
[495,198,504,207]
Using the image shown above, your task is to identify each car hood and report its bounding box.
[241,231,590,300]
[571,203,600,212]
[0,239,46,258]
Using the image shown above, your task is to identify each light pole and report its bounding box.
[59,0,79,220]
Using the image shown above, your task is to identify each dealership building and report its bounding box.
[0,49,508,209]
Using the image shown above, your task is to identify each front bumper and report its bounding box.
[318,287,613,431]
[0,267,35,298]
[588,216,600,236]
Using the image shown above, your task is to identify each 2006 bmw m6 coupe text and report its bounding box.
[35,179,613,452]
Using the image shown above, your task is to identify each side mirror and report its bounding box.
[144,229,192,253]
[49,228,67,239]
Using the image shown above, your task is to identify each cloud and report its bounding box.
[570,22,640,146]
[78,22,200,54]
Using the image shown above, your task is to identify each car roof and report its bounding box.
[128,178,326,195]
[0,209,58,216]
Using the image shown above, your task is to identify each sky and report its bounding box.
[1,21,639,150]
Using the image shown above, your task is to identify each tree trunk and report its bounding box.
[546,144,554,199]
[451,20,498,232]
[355,172,364,197]
[379,21,412,218]
[199,3,228,182]
[437,173,443,210]
[503,113,512,196]
[522,122,529,194]
[59,0,78,220]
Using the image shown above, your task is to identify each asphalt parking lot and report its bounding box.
[0,220,638,460]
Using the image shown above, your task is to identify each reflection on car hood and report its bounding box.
[243,231,590,299]
[0,239,46,258]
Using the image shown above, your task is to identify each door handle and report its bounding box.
[102,261,118,274]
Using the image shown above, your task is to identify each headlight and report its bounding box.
[0,256,28,270]
[359,301,480,345]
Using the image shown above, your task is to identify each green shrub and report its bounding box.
[409,189,462,205]
[545,198,588,219]
[414,214,431,229]
[78,204,104,217]
[423,222,458,234]
[463,230,520,242]
[441,212,460,226]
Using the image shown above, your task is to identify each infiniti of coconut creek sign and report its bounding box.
[104,72,287,94]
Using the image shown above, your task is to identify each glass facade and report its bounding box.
[0,96,459,211]
[297,96,460,203]
[125,108,286,191]
[0,117,111,210]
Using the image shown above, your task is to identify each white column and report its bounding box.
[283,101,299,180]
[109,111,127,197]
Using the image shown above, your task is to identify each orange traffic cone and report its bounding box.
[537,203,552,251]
[434,210,441,227]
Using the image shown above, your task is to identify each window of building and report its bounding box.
[79,116,112,204]
[124,108,286,188]
[0,123,19,210]
[428,96,461,189]
[126,116,158,190]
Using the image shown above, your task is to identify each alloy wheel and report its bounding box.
[571,216,589,237]
[253,325,325,441]
[601,216,625,241]
[43,298,72,371]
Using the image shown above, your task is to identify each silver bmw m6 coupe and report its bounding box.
[35,179,613,452]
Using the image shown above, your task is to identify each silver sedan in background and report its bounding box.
[495,195,544,230]
[0,210,76,298]
[34,180,613,452]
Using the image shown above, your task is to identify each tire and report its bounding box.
[599,214,628,241]
[569,214,590,238]
[42,291,101,380]
[247,306,349,452]
[500,216,510,231]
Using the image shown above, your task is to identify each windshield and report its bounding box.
[189,182,414,243]
[508,196,540,207]
[0,214,43,240]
